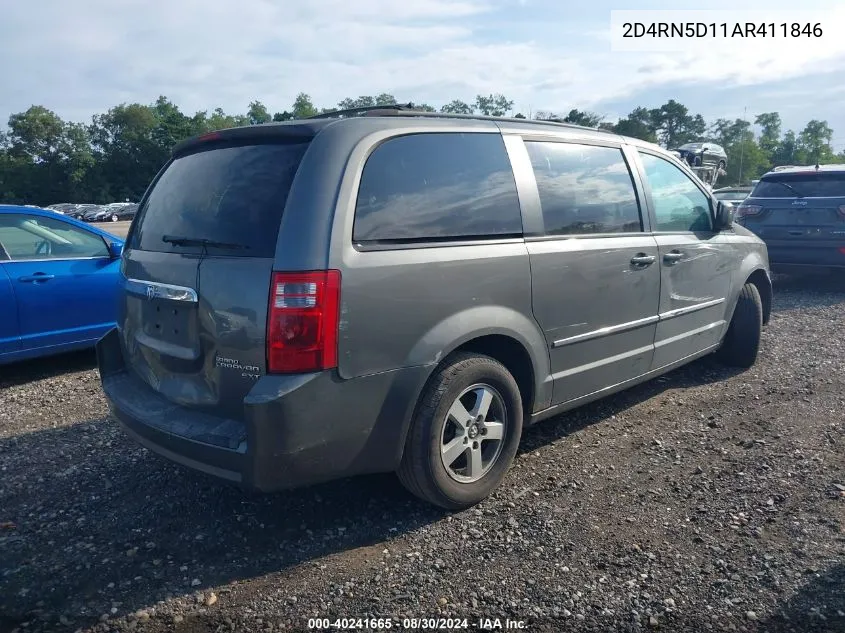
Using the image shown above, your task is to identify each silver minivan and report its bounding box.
[97,109,772,509]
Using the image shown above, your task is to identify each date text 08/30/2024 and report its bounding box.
[307,617,527,630]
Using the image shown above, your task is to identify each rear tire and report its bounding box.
[717,283,763,368]
[718,160,726,171]
[397,353,523,510]
[111,214,119,222]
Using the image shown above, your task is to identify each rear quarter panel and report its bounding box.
[721,224,771,325]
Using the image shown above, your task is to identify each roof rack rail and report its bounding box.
[307,104,420,119]
[308,105,615,135]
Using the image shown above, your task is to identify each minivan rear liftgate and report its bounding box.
[98,134,316,483]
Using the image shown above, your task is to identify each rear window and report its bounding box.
[752,172,845,198]
[132,142,309,257]
[353,133,522,243]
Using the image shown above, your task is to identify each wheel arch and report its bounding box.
[746,268,772,325]
[390,311,552,466]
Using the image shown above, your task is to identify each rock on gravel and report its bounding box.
[1,275,844,633]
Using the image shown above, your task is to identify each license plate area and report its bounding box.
[140,299,196,347]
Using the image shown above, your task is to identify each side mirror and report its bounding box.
[715,200,735,229]
[108,241,124,259]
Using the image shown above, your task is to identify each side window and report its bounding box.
[524,142,642,236]
[353,133,522,242]
[0,214,109,260]
[639,153,713,232]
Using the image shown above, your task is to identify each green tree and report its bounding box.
[563,109,603,127]
[291,93,318,119]
[773,130,801,166]
[150,96,198,151]
[709,118,750,148]
[474,94,513,116]
[5,106,65,162]
[89,103,163,201]
[649,99,706,148]
[338,95,376,110]
[612,107,657,143]
[754,112,781,159]
[798,119,835,164]
[203,107,247,131]
[2,106,95,204]
[440,99,474,114]
[725,133,769,185]
[247,100,272,125]
[375,93,398,106]
[3,95,843,206]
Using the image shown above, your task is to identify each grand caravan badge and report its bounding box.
[215,355,261,379]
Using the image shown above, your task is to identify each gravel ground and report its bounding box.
[1,273,843,633]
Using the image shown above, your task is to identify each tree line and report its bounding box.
[1,92,842,206]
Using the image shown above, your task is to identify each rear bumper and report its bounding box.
[96,328,429,491]
[763,241,845,269]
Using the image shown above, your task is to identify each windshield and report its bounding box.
[752,172,845,198]
[131,141,310,257]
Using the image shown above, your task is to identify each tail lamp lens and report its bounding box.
[267,270,340,373]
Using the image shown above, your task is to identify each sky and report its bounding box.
[2,0,845,149]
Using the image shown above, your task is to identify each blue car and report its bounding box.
[0,205,124,364]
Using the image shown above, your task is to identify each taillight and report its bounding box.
[738,204,763,218]
[267,270,341,374]
[838,205,845,218]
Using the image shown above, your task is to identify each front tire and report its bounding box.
[397,353,523,510]
[717,283,763,368]
[718,160,726,171]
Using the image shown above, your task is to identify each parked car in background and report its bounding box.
[101,202,138,222]
[737,164,845,271]
[82,206,111,222]
[673,142,728,170]
[98,110,772,509]
[46,203,76,214]
[712,187,751,204]
[80,203,138,223]
[67,204,99,220]
[0,205,124,365]
[112,203,138,221]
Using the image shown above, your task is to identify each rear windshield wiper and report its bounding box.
[162,235,249,250]
[769,181,804,198]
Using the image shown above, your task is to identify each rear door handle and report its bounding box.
[18,273,55,283]
[663,251,684,264]
[630,254,656,267]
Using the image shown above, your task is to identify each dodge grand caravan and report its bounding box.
[97,108,772,509]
